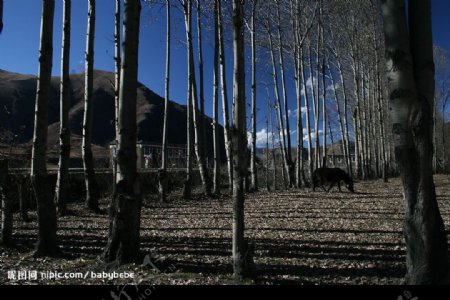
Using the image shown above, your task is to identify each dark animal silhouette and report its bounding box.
[312,167,354,193]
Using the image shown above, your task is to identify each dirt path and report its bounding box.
[1,175,450,285]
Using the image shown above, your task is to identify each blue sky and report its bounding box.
[0,0,449,147]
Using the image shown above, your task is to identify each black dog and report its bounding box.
[312,167,354,193]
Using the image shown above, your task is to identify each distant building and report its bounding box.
[109,141,189,169]
[258,141,355,168]
[325,141,356,167]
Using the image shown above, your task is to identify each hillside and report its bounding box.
[0,69,224,164]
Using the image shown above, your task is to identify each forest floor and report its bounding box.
[2,175,450,285]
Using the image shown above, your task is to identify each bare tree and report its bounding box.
[159,0,171,202]
[181,0,194,199]
[196,0,208,163]
[31,0,59,256]
[291,0,318,187]
[231,0,251,279]
[112,0,121,195]
[270,101,277,191]
[434,46,450,172]
[54,0,71,216]
[381,0,449,284]
[327,59,347,171]
[249,0,258,191]
[103,0,142,264]
[311,16,321,170]
[371,13,388,182]
[183,0,211,196]
[212,0,220,195]
[275,0,292,180]
[83,0,100,212]
[300,44,314,183]
[217,0,233,193]
[114,0,121,141]
[265,15,291,189]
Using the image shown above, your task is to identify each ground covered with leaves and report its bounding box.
[1,175,450,285]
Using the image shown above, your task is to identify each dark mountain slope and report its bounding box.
[0,69,224,160]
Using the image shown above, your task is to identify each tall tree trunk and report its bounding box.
[352,108,360,178]
[294,43,303,188]
[113,0,121,192]
[231,0,249,280]
[212,0,220,195]
[277,118,288,189]
[300,45,313,183]
[328,116,335,166]
[186,0,211,196]
[182,0,194,199]
[0,160,12,245]
[313,22,321,169]
[114,0,121,141]
[55,0,71,216]
[83,0,100,212]
[291,0,302,188]
[159,0,170,202]
[266,20,291,188]
[196,0,207,164]
[217,0,233,193]
[362,64,371,178]
[31,0,59,257]
[275,0,292,176]
[308,42,320,170]
[321,58,327,167]
[373,28,388,181]
[103,0,142,264]
[318,2,326,168]
[352,61,363,179]
[361,64,368,178]
[381,0,449,284]
[376,68,388,182]
[336,57,353,177]
[327,60,348,171]
[369,68,379,178]
[250,0,258,191]
[270,102,277,191]
[294,70,303,187]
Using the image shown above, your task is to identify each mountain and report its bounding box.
[0,69,224,163]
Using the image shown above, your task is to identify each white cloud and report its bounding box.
[248,128,296,147]
[248,129,277,147]
[301,106,308,114]
[326,83,335,92]
[303,129,324,142]
[288,107,308,118]
[306,75,317,89]
[288,109,294,118]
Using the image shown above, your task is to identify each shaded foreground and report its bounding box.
[1,175,450,285]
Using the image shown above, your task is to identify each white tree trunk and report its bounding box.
[231,0,249,279]
[381,0,449,284]
[103,0,142,264]
[217,0,233,193]
[83,0,100,212]
[55,0,71,216]
[31,0,59,256]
